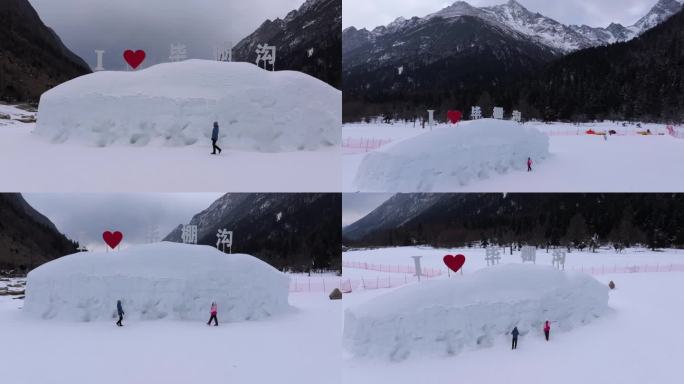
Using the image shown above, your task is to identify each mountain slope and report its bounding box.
[164,193,341,272]
[233,0,341,89]
[342,0,682,122]
[344,194,684,250]
[514,7,684,122]
[0,194,79,272]
[0,0,91,102]
[343,13,559,121]
[343,194,445,241]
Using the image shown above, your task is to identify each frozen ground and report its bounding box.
[343,120,684,192]
[0,105,340,192]
[342,246,684,383]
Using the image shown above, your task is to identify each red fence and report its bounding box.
[667,125,684,138]
[340,261,684,293]
[343,260,443,278]
[567,263,684,275]
[288,277,346,293]
[342,137,392,153]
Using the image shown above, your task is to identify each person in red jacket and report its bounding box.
[543,320,551,341]
[207,301,218,326]
[527,157,533,172]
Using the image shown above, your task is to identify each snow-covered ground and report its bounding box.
[0,292,340,384]
[342,246,684,383]
[0,61,342,192]
[343,120,684,192]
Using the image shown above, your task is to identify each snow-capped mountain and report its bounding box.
[345,0,683,56]
[232,0,341,88]
[164,193,341,272]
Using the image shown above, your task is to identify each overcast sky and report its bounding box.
[343,0,660,29]
[28,0,303,70]
[342,193,393,227]
[24,193,223,252]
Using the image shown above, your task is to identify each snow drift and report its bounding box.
[353,119,549,191]
[343,264,609,360]
[23,242,291,322]
[35,60,341,151]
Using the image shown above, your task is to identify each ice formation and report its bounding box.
[353,119,549,191]
[35,60,340,152]
[343,264,609,360]
[23,242,291,322]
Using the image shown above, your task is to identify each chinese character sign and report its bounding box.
[169,43,188,62]
[552,249,566,270]
[471,106,482,120]
[216,229,233,253]
[255,44,276,71]
[485,248,501,266]
[493,107,504,120]
[521,246,536,264]
[181,224,198,244]
[512,110,522,122]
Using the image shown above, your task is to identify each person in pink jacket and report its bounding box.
[207,301,218,326]
[543,320,551,341]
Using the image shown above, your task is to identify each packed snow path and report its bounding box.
[0,293,340,384]
[343,120,684,192]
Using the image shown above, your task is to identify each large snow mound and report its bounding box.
[23,242,290,322]
[35,60,341,152]
[343,264,609,360]
[353,119,549,191]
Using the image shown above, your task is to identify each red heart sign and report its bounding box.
[123,50,146,69]
[443,254,466,272]
[103,231,123,249]
[447,110,462,124]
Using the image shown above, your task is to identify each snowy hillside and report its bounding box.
[24,242,290,322]
[35,60,341,152]
[352,119,549,192]
[344,264,608,361]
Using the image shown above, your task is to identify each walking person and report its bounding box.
[511,326,519,350]
[544,320,551,341]
[211,121,222,155]
[207,301,218,326]
[116,300,124,327]
[527,157,533,172]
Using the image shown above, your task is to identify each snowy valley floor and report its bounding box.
[0,291,341,384]
[0,105,340,192]
[343,121,684,192]
[342,247,684,384]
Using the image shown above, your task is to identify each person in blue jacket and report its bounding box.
[116,300,125,327]
[211,121,222,155]
[511,326,519,349]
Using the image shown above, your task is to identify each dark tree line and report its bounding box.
[344,194,684,252]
